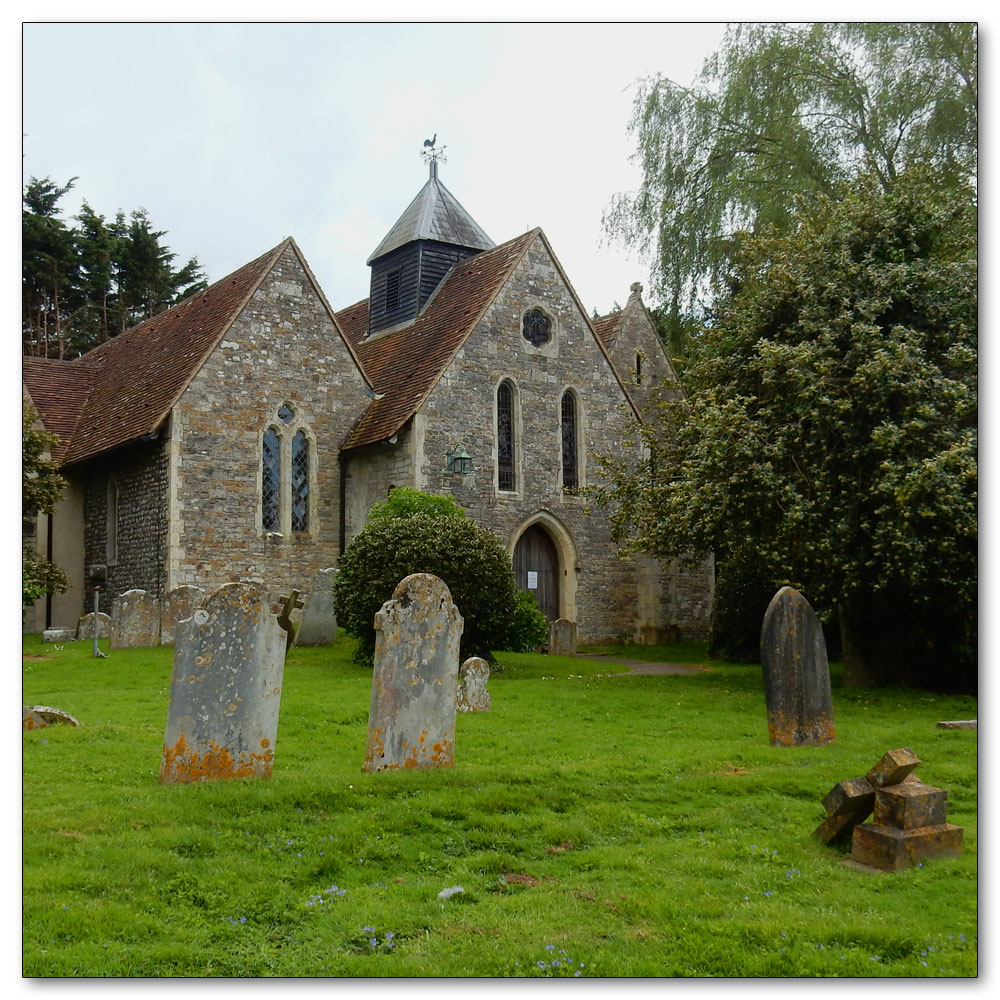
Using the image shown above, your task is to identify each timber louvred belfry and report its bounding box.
[23,143,714,644]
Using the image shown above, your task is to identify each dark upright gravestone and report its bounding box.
[294,568,338,646]
[363,573,464,772]
[760,586,835,747]
[159,583,286,784]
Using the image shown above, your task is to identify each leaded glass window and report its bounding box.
[262,427,281,531]
[278,403,295,425]
[561,391,578,491]
[291,431,309,533]
[497,381,515,492]
[522,308,551,348]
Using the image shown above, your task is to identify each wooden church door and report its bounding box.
[513,525,559,621]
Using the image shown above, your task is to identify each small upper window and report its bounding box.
[277,403,295,425]
[385,269,401,312]
[635,353,643,386]
[522,308,552,348]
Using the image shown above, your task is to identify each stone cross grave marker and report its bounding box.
[363,573,464,772]
[161,585,206,645]
[294,568,338,646]
[76,612,111,641]
[457,656,492,712]
[277,590,304,652]
[110,589,162,649]
[159,582,287,784]
[760,586,835,746]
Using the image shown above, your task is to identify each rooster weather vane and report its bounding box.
[421,134,446,166]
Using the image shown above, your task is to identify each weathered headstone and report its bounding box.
[161,585,206,645]
[42,628,76,643]
[457,656,491,712]
[159,583,287,784]
[760,587,835,746]
[548,618,577,657]
[110,589,162,649]
[294,568,338,646]
[363,573,464,772]
[23,705,79,729]
[76,612,111,641]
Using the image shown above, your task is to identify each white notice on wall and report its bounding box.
[527,571,538,590]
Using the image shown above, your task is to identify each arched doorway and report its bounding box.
[513,524,559,621]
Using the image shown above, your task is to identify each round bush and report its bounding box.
[334,512,518,664]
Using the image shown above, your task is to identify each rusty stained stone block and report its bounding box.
[814,810,863,844]
[821,776,875,818]
[865,748,920,789]
[850,822,964,871]
[760,587,835,747]
[363,573,463,773]
[159,582,286,784]
[873,783,948,830]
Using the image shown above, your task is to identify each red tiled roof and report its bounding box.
[22,358,101,465]
[340,229,538,450]
[592,310,623,348]
[36,241,292,466]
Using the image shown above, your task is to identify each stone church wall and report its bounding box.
[166,244,369,605]
[342,429,416,546]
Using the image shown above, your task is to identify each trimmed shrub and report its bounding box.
[366,486,466,522]
[505,590,550,653]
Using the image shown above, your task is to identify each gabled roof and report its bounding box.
[591,310,624,349]
[22,358,101,465]
[23,238,366,467]
[342,229,538,450]
[367,163,494,263]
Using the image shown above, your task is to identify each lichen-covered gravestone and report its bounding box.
[548,618,577,656]
[161,585,206,645]
[76,612,111,641]
[110,589,162,649]
[159,583,287,784]
[363,573,464,772]
[457,656,491,712]
[760,586,835,746]
[294,568,338,646]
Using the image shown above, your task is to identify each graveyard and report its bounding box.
[22,619,977,977]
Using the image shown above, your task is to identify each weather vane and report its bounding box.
[421,134,447,167]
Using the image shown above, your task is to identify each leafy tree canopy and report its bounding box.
[605,22,977,321]
[591,166,977,690]
[23,177,207,359]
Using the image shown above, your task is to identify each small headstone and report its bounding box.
[548,618,577,657]
[294,568,338,646]
[457,656,491,712]
[159,583,287,784]
[42,628,76,643]
[23,705,79,728]
[759,586,835,746]
[161,585,206,645]
[363,573,464,772]
[110,589,162,649]
[76,612,111,641]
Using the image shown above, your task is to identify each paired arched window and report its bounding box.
[561,390,578,491]
[497,380,516,492]
[261,404,312,535]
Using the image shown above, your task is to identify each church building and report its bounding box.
[23,153,713,645]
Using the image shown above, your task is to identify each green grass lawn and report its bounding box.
[22,633,977,978]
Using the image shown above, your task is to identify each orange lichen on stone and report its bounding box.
[159,732,273,784]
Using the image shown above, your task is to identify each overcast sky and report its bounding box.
[22,20,732,317]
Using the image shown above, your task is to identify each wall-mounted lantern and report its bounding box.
[445,448,473,475]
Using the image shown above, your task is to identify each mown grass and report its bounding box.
[22,633,977,977]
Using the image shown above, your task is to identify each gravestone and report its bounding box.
[22,705,79,729]
[363,573,464,772]
[760,587,835,746]
[110,589,162,649]
[42,628,76,643]
[161,585,206,645]
[457,656,491,712]
[549,618,577,657]
[76,612,111,641]
[159,583,287,784]
[294,568,338,646]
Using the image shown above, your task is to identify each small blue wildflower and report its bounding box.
[369,938,377,947]
[545,944,555,952]
[363,926,373,933]
[763,891,773,898]
[537,961,546,969]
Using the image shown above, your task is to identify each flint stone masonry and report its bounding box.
[159,583,286,784]
[161,585,206,645]
[110,589,162,649]
[294,568,338,646]
[457,657,491,712]
[548,618,577,656]
[363,573,463,772]
[760,587,835,747]
[76,612,111,640]
[42,628,76,643]
[23,705,79,728]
